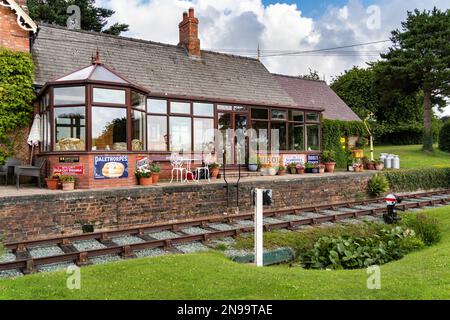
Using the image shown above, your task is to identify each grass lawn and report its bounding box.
[363,144,450,169]
[0,207,449,300]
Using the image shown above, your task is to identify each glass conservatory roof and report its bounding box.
[55,64,128,84]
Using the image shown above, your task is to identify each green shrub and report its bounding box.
[439,122,450,152]
[368,174,389,196]
[382,168,450,192]
[402,213,442,246]
[321,150,337,163]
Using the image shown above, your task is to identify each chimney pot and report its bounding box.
[179,8,201,57]
[189,7,195,17]
[183,11,188,20]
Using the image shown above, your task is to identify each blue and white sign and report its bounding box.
[307,155,320,164]
[94,156,129,180]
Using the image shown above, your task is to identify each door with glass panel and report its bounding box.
[217,106,248,166]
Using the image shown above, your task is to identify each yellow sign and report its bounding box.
[340,137,346,144]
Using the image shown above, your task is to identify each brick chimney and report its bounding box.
[178,7,201,57]
[0,0,31,52]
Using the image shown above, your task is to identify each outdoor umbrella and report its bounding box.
[27,114,41,165]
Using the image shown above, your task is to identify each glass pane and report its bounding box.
[57,65,94,81]
[93,88,126,104]
[289,123,305,151]
[193,103,214,117]
[307,124,321,151]
[148,99,167,114]
[251,121,269,145]
[235,114,247,130]
[148,115,168,151]
[90,66,127,83]
[272,110,287,120]
[40,114,44,152]
[289,110,304,122]
[54,107,86,151]
[271,122,287,151]
[132,111,146,151]
[171,102,190,114]
[54,87,85,105]
[45,93,50,107]
[45,112,51,151]
[131,92,146,111]
[234,106,248,112]
[194,118,215,152]
[218,105,233,111]
[218,113,233,164]
[251,108,268,120]
[170,117,192,152]
[306,112,319,122]
[92,107,127,151]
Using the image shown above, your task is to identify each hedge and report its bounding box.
[439,122,450,152]
[382,168,450,192]
[0,47,35,164]
[322,120,367,168]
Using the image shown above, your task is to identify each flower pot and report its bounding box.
[152,173,160,184]
[139,177,153,186]
[348,165,355,172]
[268,167,277,176]
[277,170,286,176]
[211,168,220,178]
[305,168,313,174]
[62,182,75,191]
[367,163,375,170]
[324,162,336,173]
[296,168,305,174]
[375,164,384,171]
[248,164,258,172]
[311,168,319,174]
[45,178,59,190]
[289,168,297,174]
[318,167,325,174]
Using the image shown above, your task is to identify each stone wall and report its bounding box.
[0,173,374,242]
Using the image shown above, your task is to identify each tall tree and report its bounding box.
[27,0,129,36]
[375,8,450,151]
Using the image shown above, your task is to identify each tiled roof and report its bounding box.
[32,25,298,108]
[273,74,361,121]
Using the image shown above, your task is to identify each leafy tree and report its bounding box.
[28,0,129,36]
[300,69,321,81]
[375,8,450,151]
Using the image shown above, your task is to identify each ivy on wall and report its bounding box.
[322,120,367,168]
[382,168,450,193]
[0,47,35,164]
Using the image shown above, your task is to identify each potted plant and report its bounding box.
[60,175,75,191]
[209,163,221,179]
[366,161,375,170]
[150,162,161,184]
[296,164,305,174]
[267,164,278,176]
[321,150,337,173]
[353,163,364,172]
[277,165,286,176]
[248,155,259,172]
[318,164,326,174]
[287,163,297,174]
[305,163,314,173]
[45,173,61,190]
[135,166,152,186]
[375,160,385,171]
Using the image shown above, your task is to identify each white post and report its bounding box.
[255,189,264,267]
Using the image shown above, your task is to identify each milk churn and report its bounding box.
[393,155,400,169]
[385,155,392,169]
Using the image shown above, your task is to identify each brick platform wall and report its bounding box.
[0,173,374,242]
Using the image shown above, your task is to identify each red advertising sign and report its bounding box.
[53,166,84,175]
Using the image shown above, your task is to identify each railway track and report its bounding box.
[1,189,449,276]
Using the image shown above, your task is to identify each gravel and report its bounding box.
[302,212,325,218]
[112,236,145,246]
[319,210,342,216]
[0,252,16,263]
[73,240,106,252]
[280,215,305,221]
[208,223,236,231]
[358,216,383,223]
[0,269,22,279]
[29,246,65,258]
[38,262,76,273]
[181,227,210,235]
[175,242,210,254]
[210,237,236,248]
[135,248,168,258]
[234,220,254,227]
[90,254,121,265]
[148,230,181,240]
[263,217,285,224]
[336,207,360,213]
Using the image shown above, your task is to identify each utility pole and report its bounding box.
[257,43,261,60]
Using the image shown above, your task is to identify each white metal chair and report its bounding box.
[170,152,186,183]
[196,153,213,183]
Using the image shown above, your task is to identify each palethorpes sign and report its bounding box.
[94,156,129,180]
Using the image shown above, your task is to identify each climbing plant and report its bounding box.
[322,120,367,168]
[0,47,35,164]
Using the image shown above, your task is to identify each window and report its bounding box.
[218,105,233,111]
[92,107,127,151]
[54,87,85,105]
[170,117,192,152]
[271,122,287,151]
[307,124,321,151]
[54,107,86,151]
[93,88,126,105]
[44,111,50,151]
[148,115,168,151]
[148,99,167,114]
[132,110,146,151]
[131,92,146,111]
[194,118,215,152]
[251,108,268,120]
[234,106,248,112]
[171,102,190,114]
[306,112,319,122]
[289,110,304,122]
[193,103,214,117]
[272,110,287,120]
[289,123,305,151]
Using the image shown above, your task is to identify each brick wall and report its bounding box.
[0,0,30,52]
[0,173,374,242]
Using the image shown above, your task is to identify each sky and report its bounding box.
[96,0,450,116]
